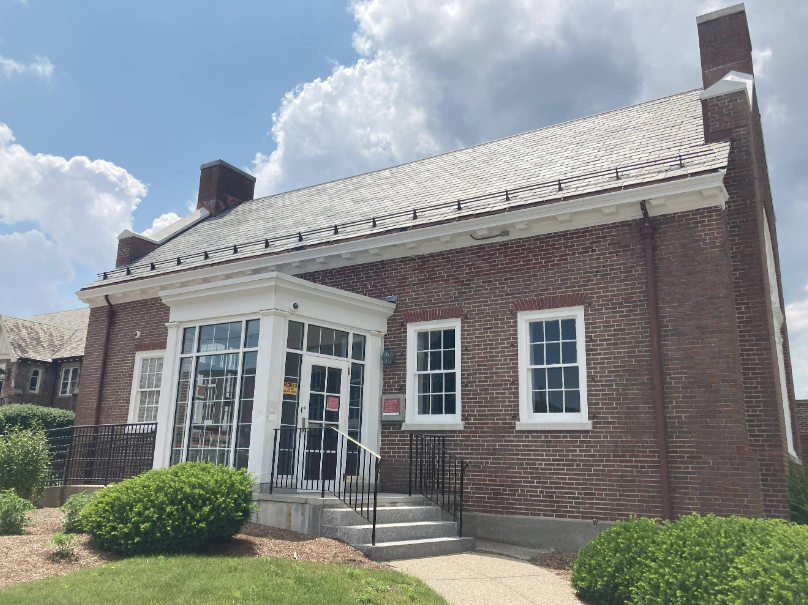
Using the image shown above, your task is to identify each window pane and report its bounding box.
[419,395,430,414]
[563,366,579,389]
[429,330,442,350]
[306,325,321,353]
[431,373,443,393]
[198,322,241,353]
[532,368,546,391]
[170,357,194,465]
[444,394,456,414]
[351,334,366,361]
[530,344,544,366]
[429,351,442,370]
[181,327,196,354]
[529,322,544,343]
[545,320,560,342]
[546,342,561,365]
[561,318,576,341]
[442,329,455,350]
[443,350,455,371]
[319,328,334,357]
[431,394,443,414]
[287,321,304,350]
[565,390,581,413]
[419,374,431,395]
[417,352,428,371]
[417,332,429,352]
[548,391,563,413]
[532,391,548,414]
[227,323,243,350]
[334,330,349,358]
[310,365,326,392]
[444,372,456,393]
[326,367,342,393]
[244,319,260,349]
[547,367,563,390]
[562,341,577,364]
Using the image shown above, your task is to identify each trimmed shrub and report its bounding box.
[727,521,808,605]
[788,460,808,525]
[81,462,256,556]
[570,517,662,605]
[61,491,94,533]
[0,404,74,433]
[47,531,79,560]
[0,426,50,500]
[631,514,767,605]
[0,488,35,535]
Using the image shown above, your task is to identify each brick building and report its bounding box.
[0,308,89,411]
[74,4,800,549]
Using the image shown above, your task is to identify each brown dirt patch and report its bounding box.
[530,551,578,580]
[0,509,383,588]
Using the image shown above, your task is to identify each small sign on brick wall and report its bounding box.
[381,394,404,422]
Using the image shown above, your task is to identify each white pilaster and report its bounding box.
[363,330,384,455]
[153,321,182,469]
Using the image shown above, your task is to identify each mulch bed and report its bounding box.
[0,508,384,588]
[530,551,578,580]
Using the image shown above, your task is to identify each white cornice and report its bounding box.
[79,172,728,307]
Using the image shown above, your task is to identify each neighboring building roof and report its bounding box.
[87,88,731,288]
[0,307,90,363]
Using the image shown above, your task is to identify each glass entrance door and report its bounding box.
[298,358,349,489]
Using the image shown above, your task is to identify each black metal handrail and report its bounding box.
[408,434,468,536]
[45,422,157,486]
[269,426,380,545]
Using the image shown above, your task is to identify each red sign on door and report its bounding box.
[326,396,340,411]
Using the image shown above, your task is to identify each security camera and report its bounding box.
[290,301,300,312]
[134,331,141,338]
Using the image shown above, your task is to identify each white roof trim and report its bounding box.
[700,71,754,110]
[696,3,744,24]
[117,208,211,246]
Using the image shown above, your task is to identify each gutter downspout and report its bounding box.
[639,201,672,521]
[93,295,115,425]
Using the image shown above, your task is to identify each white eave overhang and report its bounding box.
[79,171,728,307]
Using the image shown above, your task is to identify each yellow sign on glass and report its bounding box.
[283,381,298,396]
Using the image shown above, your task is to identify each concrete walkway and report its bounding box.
[389,542,583,605]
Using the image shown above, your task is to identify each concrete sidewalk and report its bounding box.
[389,543,583,605]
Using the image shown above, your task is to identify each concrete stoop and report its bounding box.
[322,497,474,561]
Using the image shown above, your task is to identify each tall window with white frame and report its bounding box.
[517,306,589,428]
[58,365,79,397]
[131,356,164,423]
[406,318,461,426]
[29,367,41,393]
[170,319,259,468]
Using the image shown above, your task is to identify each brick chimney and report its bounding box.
[196,160,256,217]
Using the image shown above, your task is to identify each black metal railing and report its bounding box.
[45,422,157,486]
[269,426,380,544]
[408,434,468,536]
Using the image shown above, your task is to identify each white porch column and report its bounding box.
[248,308,289,484]
[153,321,182,469]
[363,330,384,455]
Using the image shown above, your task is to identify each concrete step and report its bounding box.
[356,536,475,562]
[328,520,459,544]
[323,505,441,526]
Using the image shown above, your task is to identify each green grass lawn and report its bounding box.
[0,556,447,605]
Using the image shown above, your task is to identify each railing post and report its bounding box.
[372,458,380,546]
[104,426,115,485]
[459,460,466,537]
[408,433,413,497]
[441,435,446,507]
[269,429,278,495]
[321,428,328,499]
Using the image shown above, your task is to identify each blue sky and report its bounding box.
[2,0,808,394]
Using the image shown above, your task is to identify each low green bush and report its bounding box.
[0,404,74,433]
[788,460,808,525]
[61,491,94,533]
[47,531,78,560]
[572,514,808,605]
[0,426,50,500]
[0,488,35,535]
[81,462,257,556]
[570,517,662,605]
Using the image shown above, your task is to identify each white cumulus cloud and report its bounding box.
[0,54,54,80]
[142,212,181,238]
[0,123,146,315]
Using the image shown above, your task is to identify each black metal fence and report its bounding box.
[45,422,157,486]
[409,434,467,536]
[269,426,380,544]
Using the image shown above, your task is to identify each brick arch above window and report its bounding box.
[513,294,589,313]
[401,306,464,324]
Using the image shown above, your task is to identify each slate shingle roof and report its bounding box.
[87,88,730,289]
[2,308,90,362]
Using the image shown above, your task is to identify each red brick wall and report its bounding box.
[74,299,169,425]
[302,207,766,521]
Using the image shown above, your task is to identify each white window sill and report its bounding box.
[401,422,464,431]
[515,421,593,431]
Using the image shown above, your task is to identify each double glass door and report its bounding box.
[298,357,350,489]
